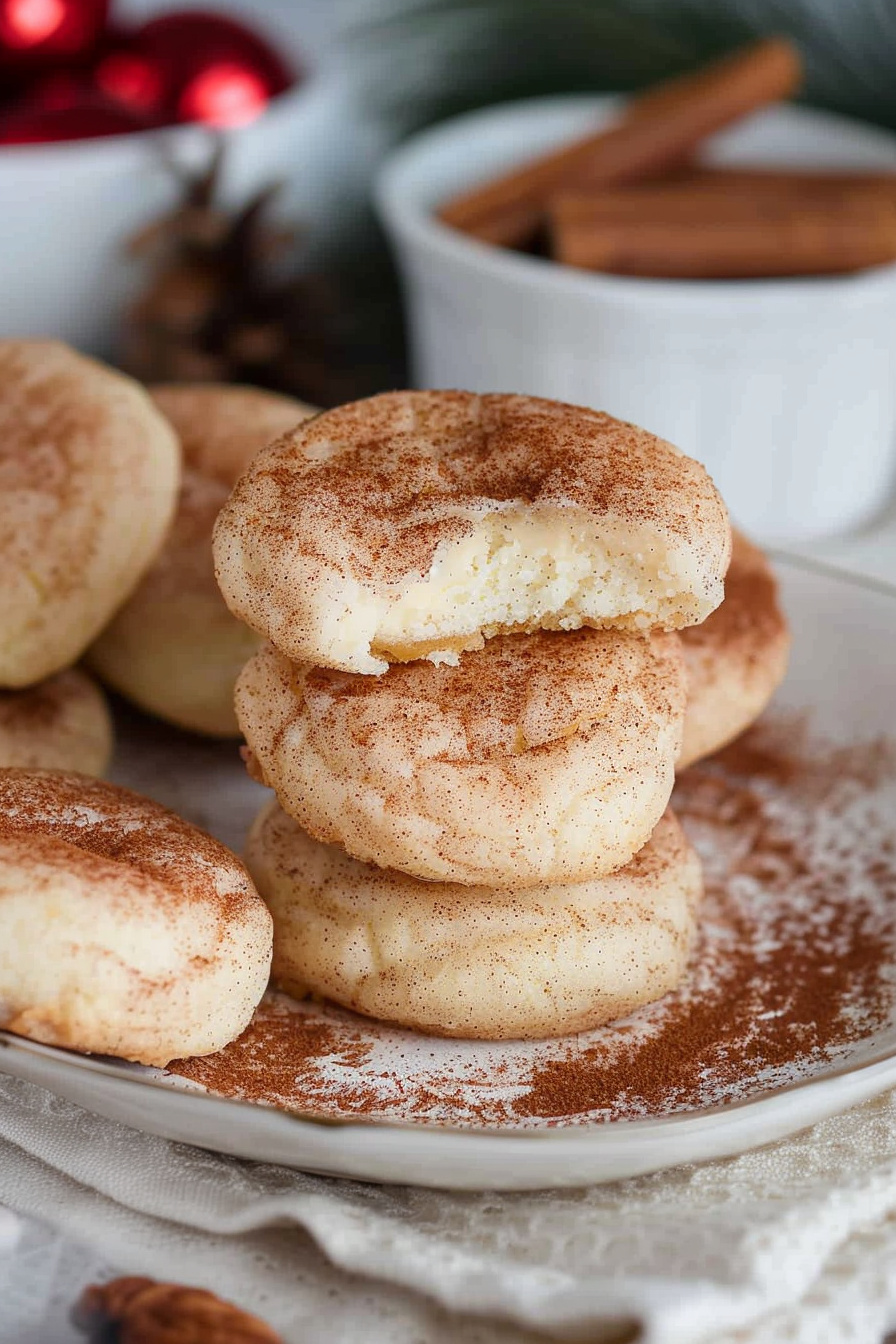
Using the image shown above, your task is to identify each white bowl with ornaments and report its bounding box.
[377,95,896,545]
[0,10,370,361]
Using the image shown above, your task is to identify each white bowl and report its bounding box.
[376,96,896,545]
[0,71,367,359]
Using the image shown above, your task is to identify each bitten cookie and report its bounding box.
[246,803,702,1040]
[89,385,315,737]
[679,531,790,769]
[0,669,113,775]
[237,627,687,887]
[0,340,179,687]
[214,390,731,673]
[0,769,272,1065]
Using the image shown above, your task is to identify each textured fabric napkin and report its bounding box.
[1,1074,896,1343]
[0,1209,17,1257]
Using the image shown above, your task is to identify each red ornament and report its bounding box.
[134,10,293,127]
[178,59,268,127]
[27,67,85,109]
[0,4,299,144]
[0,99,148,142]
[94,46,167,118]
[0,0,108,66]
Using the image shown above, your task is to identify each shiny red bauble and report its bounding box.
[136,10,293,125]
[0,3,297,143]
[0,0,108,65]
[177,58,268,127]
[94,45,168,118]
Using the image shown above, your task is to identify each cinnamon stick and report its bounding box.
[438,38,802,247]
[622,166,896,203]
[550,188,896,278]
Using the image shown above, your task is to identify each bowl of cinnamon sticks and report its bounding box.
[376,39,896,545]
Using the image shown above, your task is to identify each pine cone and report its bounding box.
[122,145,396,405]
[72,1276,283,1343]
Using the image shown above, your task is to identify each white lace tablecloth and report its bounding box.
[2,1071,896,1344]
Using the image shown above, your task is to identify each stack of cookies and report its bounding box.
[214,390,781,1040]
[0,354,791,1066]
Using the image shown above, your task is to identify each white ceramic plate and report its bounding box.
[2,555,896,1191]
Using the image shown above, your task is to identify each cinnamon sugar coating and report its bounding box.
[679,532,790,769]
[150,383,317,485]
[89,385,315,737]
[0,340,179,687]
[0,668,112,775]
[236,628,687,886]
[0,768,272,1064]
[246,803,702,1039]
[213,391,731,673]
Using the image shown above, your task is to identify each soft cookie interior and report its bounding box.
[369,507,722,670]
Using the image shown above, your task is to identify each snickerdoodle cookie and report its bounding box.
[246,803,702,1039]
[679,532,790,769]
[0,769,272,1065]
[0,341,179,687]
[0,668,112,775]
[214,391,731,674]
[89,385,315,737]
[237,627,687,887]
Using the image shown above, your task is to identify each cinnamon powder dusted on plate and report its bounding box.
[171,716,896,1128]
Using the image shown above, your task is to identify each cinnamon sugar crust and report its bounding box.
[0,768,272,1064]
[236,628,687,887]
[213,391,731,673]
[0,340,179,688]
[679,531,790,769]
[246,803,702,1039]
[88,385,315,737]
[0,668,112,775]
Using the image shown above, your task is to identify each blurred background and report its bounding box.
[5,0,896,541]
